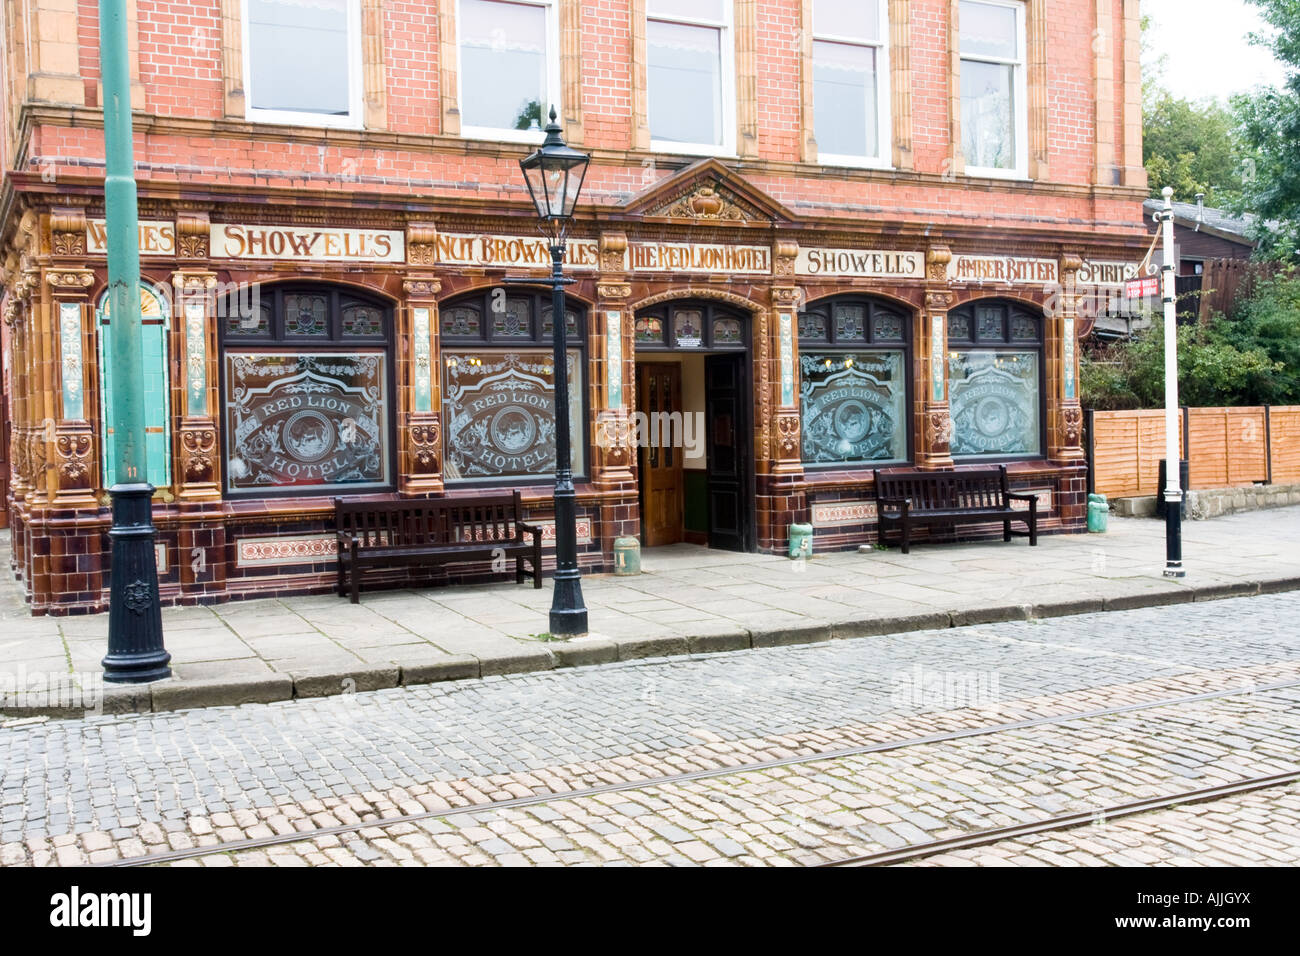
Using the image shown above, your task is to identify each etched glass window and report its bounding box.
[219,285,393,495]
[800,351,906,464]
[948,351,1040,457]
[442,350,585,480]
[225,352,390,491]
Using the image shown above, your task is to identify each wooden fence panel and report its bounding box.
[1271,407,1300,484]
[1091,409,1185,499]
[1187,407,1269,489]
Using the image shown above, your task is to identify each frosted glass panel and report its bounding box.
[800,351,906,464]
[442,349,585,479]
[224,352,390,491]
[949,350,1041,457]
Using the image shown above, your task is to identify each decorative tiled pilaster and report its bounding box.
[402,274,443,496]
[47,269,96,505]
[1050,253,1086,462]
[918,246,954,470]
[172,271,221,501]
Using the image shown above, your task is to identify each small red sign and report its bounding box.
[1125,276,1160,298]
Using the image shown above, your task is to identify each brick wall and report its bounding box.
[13,0,1145,235]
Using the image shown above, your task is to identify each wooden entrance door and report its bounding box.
[705,353,752,552]
[637,363,683,546]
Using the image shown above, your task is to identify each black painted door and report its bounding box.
[705,353,752,552]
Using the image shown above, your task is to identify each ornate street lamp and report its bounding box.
[99,0,170,681]
[518,108,590,636]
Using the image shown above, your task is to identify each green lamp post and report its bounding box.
[98,0,170,682]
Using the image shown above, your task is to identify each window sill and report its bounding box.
[965,166,1033,183]
[649,140,737,160]
[245,109,363,131]
[460,127,548,146]
[818,155,893,172]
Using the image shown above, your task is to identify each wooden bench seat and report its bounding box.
[334,492,543,603]
[873,466,1039,554]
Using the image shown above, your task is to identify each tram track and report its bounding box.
[817,770,1300,867]
[101,673,1300,867]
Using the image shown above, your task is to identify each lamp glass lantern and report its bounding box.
[519,107,590,238]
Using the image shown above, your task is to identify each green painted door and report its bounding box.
[98,284,172,489]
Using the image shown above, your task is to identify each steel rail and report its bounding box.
[104,675,1300,867]
[818,770,1300,867]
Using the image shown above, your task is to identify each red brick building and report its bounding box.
[1,0,1148,613]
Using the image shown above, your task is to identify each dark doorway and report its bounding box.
[705,353,753,552]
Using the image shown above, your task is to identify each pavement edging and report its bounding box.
[4,575,1300,721]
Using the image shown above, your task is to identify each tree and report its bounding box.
[1144,93,1244,207]
[1232,0,1300,258]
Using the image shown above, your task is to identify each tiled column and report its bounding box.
[917,245,955,470]
[401,273,443,497]
[1050,253,1086,463]
[171,270,221,501]
[46,265,97,508]
[593,233,636,556]
[757,241,805,553]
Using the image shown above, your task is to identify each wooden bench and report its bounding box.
[873,466,1038,555]
[334,492,543,604]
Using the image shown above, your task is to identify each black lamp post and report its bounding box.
[518,108,590,636]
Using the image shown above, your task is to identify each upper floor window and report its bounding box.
[244,0,363,128]
[458,0,559,141]
[647,0,735,155]
[959,0,1028,178]
[812,0,891,167]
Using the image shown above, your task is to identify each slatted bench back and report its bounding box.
[335,492,524,549]
[875,467,1009,514]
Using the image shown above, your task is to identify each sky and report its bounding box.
[1142,0,1288,102]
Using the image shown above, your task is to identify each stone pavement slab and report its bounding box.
[2,507,1300,716]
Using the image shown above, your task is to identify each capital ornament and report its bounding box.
[927,409,954,452]
[410,421,441,474]
[1062,405,1084,449]
[55,432,94,487]
[180,425,218,482]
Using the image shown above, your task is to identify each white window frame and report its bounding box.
[242,0,364,129]
[959,0,1029,180]
[811,0,892,169]
[456,0,560,145]
[646,2,737,157]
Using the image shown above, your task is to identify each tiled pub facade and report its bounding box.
[1,0,1149,612]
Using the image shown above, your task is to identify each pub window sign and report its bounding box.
[224,352,391,492]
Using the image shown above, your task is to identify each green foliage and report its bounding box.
[1082,312,1285,411]
[1222,270,1300,402]
[1144,92,1245,207]
[1231,0,1300,259]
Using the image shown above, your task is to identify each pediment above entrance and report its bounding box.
[622,158,794,226]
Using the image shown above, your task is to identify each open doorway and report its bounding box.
[634,351,753,552]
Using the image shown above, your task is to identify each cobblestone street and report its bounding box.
[3,590,1299,867]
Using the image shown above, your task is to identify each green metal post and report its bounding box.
[99,0,170,682]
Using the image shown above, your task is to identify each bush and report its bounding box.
[1082,316,1282,410]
